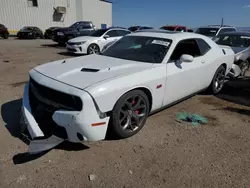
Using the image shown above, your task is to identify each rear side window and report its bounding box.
[116,30,131,36]
[196,38,211,55]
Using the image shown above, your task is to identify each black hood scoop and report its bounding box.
[81,68,100,72]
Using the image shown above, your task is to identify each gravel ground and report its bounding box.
[0,38,250,188]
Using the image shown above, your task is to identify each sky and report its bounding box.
[111,0,250,28]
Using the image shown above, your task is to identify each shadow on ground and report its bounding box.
[57,52,83,57]
[1,98,89,164]
[41,43,66,48]
[216,76,250,107]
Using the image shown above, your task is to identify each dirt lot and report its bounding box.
[0,38,250,188]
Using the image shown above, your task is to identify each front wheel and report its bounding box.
[109,90,150,139]
[239,60,250,77]
[3,32,9,39]
[207,65,226,94]
[87,44,100,54]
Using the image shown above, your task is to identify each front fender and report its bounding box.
[85,65,167,113]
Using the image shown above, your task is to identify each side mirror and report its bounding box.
[103,35,110,39]
[180,54,194,63]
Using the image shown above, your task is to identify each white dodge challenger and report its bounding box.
[21,30,235,153]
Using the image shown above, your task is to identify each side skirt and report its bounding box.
[149,88,207,116]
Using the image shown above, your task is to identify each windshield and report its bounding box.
[196,28,219,36]
[128,26,140,32]
[69,22,81,28]
[90,29,109,37]
[214,34,250,48]
[160,26,175,31]
[101,36,172,63]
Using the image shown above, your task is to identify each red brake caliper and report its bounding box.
[132,100,139,114]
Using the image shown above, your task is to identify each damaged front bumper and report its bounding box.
[21,74,110,154]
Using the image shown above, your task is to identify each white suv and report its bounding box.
[195,25,237,38]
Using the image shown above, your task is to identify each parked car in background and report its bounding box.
[52,21,96,45]
[128,26,154,32]
[188,29,194,32]
[44,27,61,39]
[21,30,234,153]
[196,25,237,38]
[66,27,131,54]
[17,26,44,39]
[160,25,188,32]
[213,31,250,77]
[0,24,9,39]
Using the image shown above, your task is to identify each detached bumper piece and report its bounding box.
[22,78,82,154]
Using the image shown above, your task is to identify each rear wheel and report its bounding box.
[109,90,150,139]
[207,65,226,94]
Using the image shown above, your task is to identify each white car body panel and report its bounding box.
[21,31,235,148]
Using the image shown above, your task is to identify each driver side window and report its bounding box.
[169,39,201,61]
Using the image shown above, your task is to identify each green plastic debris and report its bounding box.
[176,112,208,127]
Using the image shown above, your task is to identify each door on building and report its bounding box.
[101,24,107,29]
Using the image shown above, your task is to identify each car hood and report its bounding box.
[69,36,98,42]
[33,55,153,89]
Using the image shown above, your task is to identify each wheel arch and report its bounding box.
[88,43,100,49]
[221,63,227,71]
[104,86,153,117]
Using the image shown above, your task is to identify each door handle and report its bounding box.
[201,60,206,64]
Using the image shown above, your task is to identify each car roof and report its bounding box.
[218,31,250,36]
[129,29,207,41]
[161,25,187,28]
[198,25,236,29]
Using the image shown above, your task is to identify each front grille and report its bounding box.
[67,48,77,52]
[29,77,82,111]
[28,77,82,139]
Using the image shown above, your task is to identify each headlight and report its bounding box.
[70,41,86,45]
[57,32,64,36]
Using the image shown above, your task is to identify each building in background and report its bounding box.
[0,0,112,34]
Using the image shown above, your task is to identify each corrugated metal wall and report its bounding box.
[77,0,112,29]
[0,0,112,34]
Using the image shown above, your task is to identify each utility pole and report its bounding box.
[221,17,224,27]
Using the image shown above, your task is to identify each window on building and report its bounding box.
[28,0,38,7]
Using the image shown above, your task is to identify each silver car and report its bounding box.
[214,31,250,77]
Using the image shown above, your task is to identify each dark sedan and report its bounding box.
[0,24,9,39]
[17,26,44,39]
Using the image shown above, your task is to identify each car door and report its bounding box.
[163,38,211,106]
[102,30,120,46]
[77,23,93,36]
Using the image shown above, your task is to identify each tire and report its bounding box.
[239,60,250,77]
[32,33,36,39]
[109,90,150,139]
[3,32,8,39]
[207,65,226,94]
[87,44,100,54]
